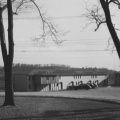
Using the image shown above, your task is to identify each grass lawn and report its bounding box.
[0,96,120,120]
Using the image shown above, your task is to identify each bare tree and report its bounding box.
[0,0,15,106]
[0,0,62,106]
[82,0,120,59]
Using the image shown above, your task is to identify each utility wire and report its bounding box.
[12,15,84,20]
[14,49,116,53]
[53,15,83,19]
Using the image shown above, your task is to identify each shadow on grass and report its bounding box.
[1,108,120,120]
[42,108,120,120]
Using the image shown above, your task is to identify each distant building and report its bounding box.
[13,74,59,92]
[13,74,29,92]
[1,69,118,92]
[58,74,108,90]
[13,70,108,92]
[108,72,120,86]
[29,69,54,75]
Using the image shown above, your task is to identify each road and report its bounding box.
[1,87,120,102]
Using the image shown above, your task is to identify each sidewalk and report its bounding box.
[1,87,120,102]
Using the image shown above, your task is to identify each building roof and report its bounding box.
[59,73,108,76]
[29,69,55,75]
[33,74,58,77]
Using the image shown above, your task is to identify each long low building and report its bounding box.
[13,72,108,92]
[59,74,108,90]
[1,70,119,92]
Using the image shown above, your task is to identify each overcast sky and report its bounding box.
[0,0,120,71]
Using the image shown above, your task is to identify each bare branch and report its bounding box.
[13,0,24,15]
[1,0,65,47]
[30,0,63,45]
[12,0,64,46]
[105,37,116,54]
[13,0,33,15]
[94,21,106,31]
[2,0,16,11]
[108,0,120,9]
[106,37,112,50]
[113,24,120,31]
[82,2,106,31]
[109,0,120,5]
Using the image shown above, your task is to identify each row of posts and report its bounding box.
[41,82,63,92]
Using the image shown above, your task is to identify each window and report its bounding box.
[78,75,81,79]
[91,75,95,78]
[46,77,49,80]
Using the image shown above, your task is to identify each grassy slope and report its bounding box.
[0,97,120,120]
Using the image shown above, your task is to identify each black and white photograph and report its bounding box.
[0,0,120,119]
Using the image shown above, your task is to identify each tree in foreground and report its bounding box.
[0,0,15,106]
[0,0,62,106]
[82,0,120,58]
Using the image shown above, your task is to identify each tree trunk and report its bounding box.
[106,18,120,59]
[100,0,120,59]
[3,61,15,106]
[3,0,15,106]
[0,2,15,106]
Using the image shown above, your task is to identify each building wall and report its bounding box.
[28,76,35,91]
[29,75,59,92]
[113,73,120,86]
[37,83,59,92]
[59,74,108,90]
[41,76,59,84]
[59,76,74,90]
[13,74,108,92]
[107,73,120,86]
[40,76,59,91]
[108,74,115,86]
[14,74,30,92]
[30,74,108,91]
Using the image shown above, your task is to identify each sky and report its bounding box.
[0,0,120,71]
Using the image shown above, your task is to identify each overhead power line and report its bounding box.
[14,55,112,60]
[14,49,117,53]
[53,15,83,19]
[15,43,113,47]
[12,15,84,20]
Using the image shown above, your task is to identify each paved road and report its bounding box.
[1,87,120,102]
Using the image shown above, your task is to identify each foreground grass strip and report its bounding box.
[0,96,120,120]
